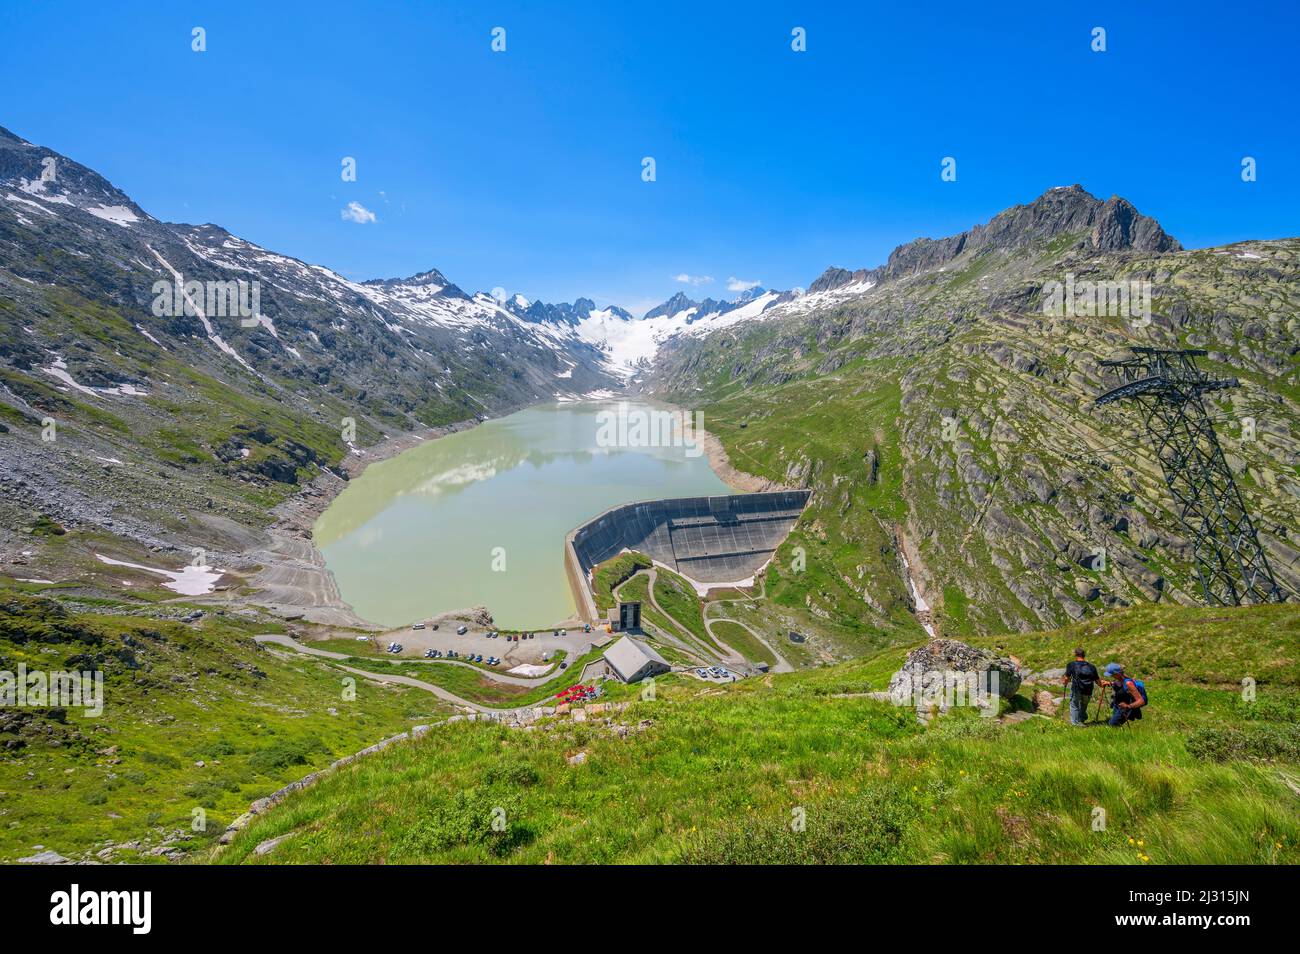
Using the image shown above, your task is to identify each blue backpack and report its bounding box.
[1130,678,1148,705]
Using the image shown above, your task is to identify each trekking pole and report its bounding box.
[1094,683,1110,723]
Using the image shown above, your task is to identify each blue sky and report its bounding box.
[2,1,1297,315]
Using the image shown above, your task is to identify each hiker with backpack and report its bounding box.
[1102,663,1147,727]
[1062,648,1100,725]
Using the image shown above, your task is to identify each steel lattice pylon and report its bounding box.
[1095,348,1284,606]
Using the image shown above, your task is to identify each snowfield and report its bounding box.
[95,554,226,596]
[572,291,788,376]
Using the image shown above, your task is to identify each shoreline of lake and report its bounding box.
[310,400,743,629]
[242,413,503,629]
[241,394,777,631]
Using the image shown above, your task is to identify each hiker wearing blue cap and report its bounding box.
[1101,663,1147,727]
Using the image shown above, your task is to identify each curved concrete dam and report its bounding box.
[565,490,811,621]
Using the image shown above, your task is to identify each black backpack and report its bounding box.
[1071,661,1098,692]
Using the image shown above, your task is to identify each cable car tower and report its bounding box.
[1095,347,1284,606]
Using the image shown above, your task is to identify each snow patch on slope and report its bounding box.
[95,554,225,596]
[146,245,253,371]
[85,204,140,227]
[42,356,148,397]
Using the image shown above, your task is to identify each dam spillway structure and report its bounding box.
[564,490,811,623]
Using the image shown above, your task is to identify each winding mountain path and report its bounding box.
[254,634,565,715]
[612,570,716,663]
[254,633,569,687]
[703,615,793,673]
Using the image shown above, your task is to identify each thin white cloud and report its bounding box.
[341,201,377,224]
[727,276,761,292]
[674,273,713,286]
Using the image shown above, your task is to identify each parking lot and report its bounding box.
[365,618,606,672]
[690,665,739,683]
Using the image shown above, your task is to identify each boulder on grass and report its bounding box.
[887,638,1022,716]
[1034,690,1060,717]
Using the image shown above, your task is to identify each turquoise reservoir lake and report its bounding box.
[313,401,730,628]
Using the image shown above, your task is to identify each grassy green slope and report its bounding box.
[0,590,449,863]
[591,551,652,612]
[708,620,777,667]
[649,565,720,652]
[219,602,1299,865]
[699,361,925,658]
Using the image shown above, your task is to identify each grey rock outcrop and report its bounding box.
[887,638,1022,714]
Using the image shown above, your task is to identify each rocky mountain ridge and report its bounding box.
[643,189,1299,639]
[809,184,1181,296]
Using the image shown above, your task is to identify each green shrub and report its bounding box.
[184,777,243,807]
[482,759,541,788]
[1236,694,1300,724]
[929,712,1003,740]
[31,515,66,536]
[1186,724,1300,763]
[139,750,181,769]
[189,739,238,760]
[394,789,528,858]
[681,787,915,864]
[247,738,327,775]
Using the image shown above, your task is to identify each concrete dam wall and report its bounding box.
[565,490,811,621]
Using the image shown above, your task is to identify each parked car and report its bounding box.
[456,625,468,635]
[412,623,425,630]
